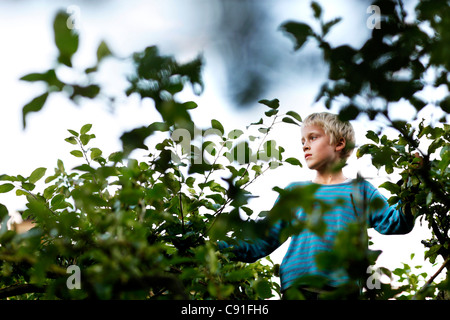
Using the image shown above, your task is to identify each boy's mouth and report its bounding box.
[305,153,312,159]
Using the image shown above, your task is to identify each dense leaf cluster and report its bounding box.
[0,11,303,300]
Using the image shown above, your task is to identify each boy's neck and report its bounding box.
[313,170,347,185]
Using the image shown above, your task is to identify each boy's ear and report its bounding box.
[335,137,346,152]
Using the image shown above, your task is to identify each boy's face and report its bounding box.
[301,124,343,172]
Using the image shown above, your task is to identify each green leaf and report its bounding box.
[70,84,101,100]
[67,129,79,137]
[211,119,224,135]
[379,181,400,194]
[258,127,269,134]
[80,134,95,146]
[241,206,254,216]
[258,98,280,109]
[96,40,112,63]
[20,69,64,90]
[365,130,380,143]
[285,157,302,167]
[73,164,95,173]
[108,152,124,163]
[265,109,278,117]
[16,189,28,196]
[311,1,322,19]
[70,150,84,158]
[228,129,244,139]
[53,10,79,67]
[65,136,78,145]
[22,92,49,128]
[120,126,152,156]
[252,164,262,175]
[254,279,274,299]
[28,167,47,184]
[21,182,35,192]
[57,159,65,173]
[51,194,66,209]
[440,96,450,113]
[282,117,299,125]
[186,176,196,188]
[338,104,359,121]
[250,118,263,127]
[183,101,198,110]
[90,148,103,160]
[0,203,8,221]
[0,183,14,194]
[322,17,342,36]
[148,122,170,132]
[280,21,313,51]
[80,124,93,135]
[286,110,302,122]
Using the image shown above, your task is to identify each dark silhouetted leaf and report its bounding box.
[286,111,302,122]
[258,98,280,109]
[22,92,49,128]
[338,104,360,121]
[280,21,313,50]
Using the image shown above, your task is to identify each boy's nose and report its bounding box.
[303,144,310,152]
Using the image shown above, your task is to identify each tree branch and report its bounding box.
[0,284,46,299]
[414,257,450,299]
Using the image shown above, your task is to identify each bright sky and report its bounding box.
[0,0,446,290]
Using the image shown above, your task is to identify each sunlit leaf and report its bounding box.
[28,167,47,184]
[0,183,14,194]
[96,40,112,63]
[80,124,93,135]
[211,119,225,136]
[70,150,84,158]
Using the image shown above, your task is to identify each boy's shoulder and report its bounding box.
[285,178,377,191]
[285,181,311,189]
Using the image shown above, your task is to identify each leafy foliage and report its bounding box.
[1,0,449,300]
[0,10,303,300]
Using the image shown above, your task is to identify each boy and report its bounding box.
[219,112,415,299]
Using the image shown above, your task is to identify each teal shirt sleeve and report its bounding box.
[365,183,415,234]
[218,220,285,263]
[217,182,302,263]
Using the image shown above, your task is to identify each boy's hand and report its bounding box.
[411,152,424,170]
[395,152,424,217]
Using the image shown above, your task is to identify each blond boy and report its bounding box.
[219,112,415,299]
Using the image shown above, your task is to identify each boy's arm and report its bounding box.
[218,220,285,263]
[369,152,422,234]
[367,187,415,235]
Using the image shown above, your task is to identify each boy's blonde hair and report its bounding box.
[302,112,355,160]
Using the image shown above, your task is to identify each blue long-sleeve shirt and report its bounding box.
[218,179,415,291]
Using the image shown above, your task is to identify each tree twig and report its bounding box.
[413,257,450,299]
